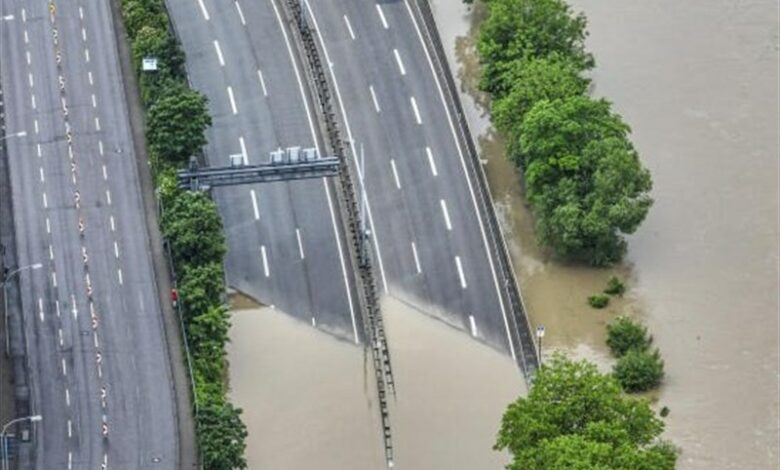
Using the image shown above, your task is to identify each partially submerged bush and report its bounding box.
[604,276,626,296]
[613,348,664,393]
[606,315,651,356]
[588,294,610,309]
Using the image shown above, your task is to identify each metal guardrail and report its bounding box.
[409,0,539,381]
[279,0,395,466]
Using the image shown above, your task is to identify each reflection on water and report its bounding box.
[430,0,780,468]
[228,298,525,469]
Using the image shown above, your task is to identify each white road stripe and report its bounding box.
[235,1,246,25]
[49,245,53,260]
[24,30,28,44]
[260,245,269,277]
[21,8,25,22]
[78,7,83,19]
[91,94,97,108]
[411,241,421,274]
[25,51,30,65]
[197,0,210,20]
[455,255,467,289]
[440,199,452,230]
[36,144,41,157]
[213,40,225,66]
[45,217,51,233]
[376,4,388,29]
[105,190,111,205]
[257,69,268,96]
[28,73,33,88]
[39,167,45,182]
[469,314,478,337]
[114,241,119,258]
[38,298,44,322]
[102,164,108,180]
[410,96,422,124]
[118,268,123,285]
[239,136,248,164]
[61,358,67,376]
[81,28,86,41]
[84,48,90,63]
[31,94,36,109]
[68,452,72,470]
[94,117,101,131]
[33,119,38,134]
[343,14,355,40]
[426,146,438,176]
[42,192,48,208]
[67,419,72,438]
[227,86,237,114]
[88,71,93,85]
[98,140,104,156]
[110,215,115,231]
[59,328,64,346]
[55,300,60,317]
[71,295,77,319]
[295,228,305,260]
[393,49,406,76]
[390,159,401,189]
[369,85,380,112]
[65,388,70,406]
[250,189,260,220]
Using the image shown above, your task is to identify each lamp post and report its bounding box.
[0,131,27,144]
[1,415,42,470]
[2,263,42,357]
[536,324,545,367]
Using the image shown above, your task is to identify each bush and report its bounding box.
[613,348,664,392]
[588,294,609,309]
[161,191,226,267]
[606,316,651,356]
[604,276,626,296]
[197,397,248,470]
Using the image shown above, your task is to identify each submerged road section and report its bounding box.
[0,0,178,467]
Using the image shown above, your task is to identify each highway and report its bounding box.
[0,0,178,467]
[166,0,362,342]
[293,0,516,354]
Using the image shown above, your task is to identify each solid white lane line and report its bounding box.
[410,96,422,124]
[426,146,438,176]
[260,245,269,277]
[343,14,355,40]
[390,159,401,189]
[28,73,33,88]
[393,48,406,76]
[455,255,467,289]
[239,136,248,164]
[440,199,452,230]
[42,192,48,208]
[369,85,380,112]
[376,4,388,29]
[227,86,237,114]
[105,190,111,205]
[91,93,97,108]
[469,314,478,336]
[39,167,45,182]
[404,0,516,360]
[411,241,421,274]
[234,1,246,25]
[257,70,268,96]
[213,40,225,66]
[110,215,115,231]
[197,0,210,20]
[250,189,260,220]
[114,241,119,258]
[118,268,123,285]
[302,0,388,295]
[295,228,305,260]
[275,0,361,342]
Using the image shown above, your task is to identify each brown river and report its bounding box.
[227,1,779,469]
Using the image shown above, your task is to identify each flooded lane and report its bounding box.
[228,299,525,469]
[430,0,780,468]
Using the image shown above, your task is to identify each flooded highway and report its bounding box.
[430,0,780,468]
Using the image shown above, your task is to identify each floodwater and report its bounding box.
[227,297,525,469]
[430,0,780,469]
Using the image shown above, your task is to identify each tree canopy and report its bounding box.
[147,83,211,164]
[162,190,226,268]
[496,355,677,470]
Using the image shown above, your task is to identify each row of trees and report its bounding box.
[477,0,653,266]
[119,0,247,468]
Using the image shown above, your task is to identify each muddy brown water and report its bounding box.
[430,0,780,468]
[228,298,524,469]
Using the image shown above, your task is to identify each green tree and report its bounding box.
[477,0,593,95]
[519,96,652,265]
[492,55,589,133]
[496,355,676,469]
[613,349,664,393]
[198,398,248,470]
[147,83,211,164]
[162,191,226,267]
[178,262,225,320]
[121,0,167,38]
[606,316,651,357]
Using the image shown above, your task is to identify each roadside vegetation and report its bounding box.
[119,0,247,467]
[475,0,653,266]
[606,316,665,392]
[496,355,677,469]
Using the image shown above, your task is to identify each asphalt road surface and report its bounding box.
[166,0,362,342]
[0,0,178,467]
